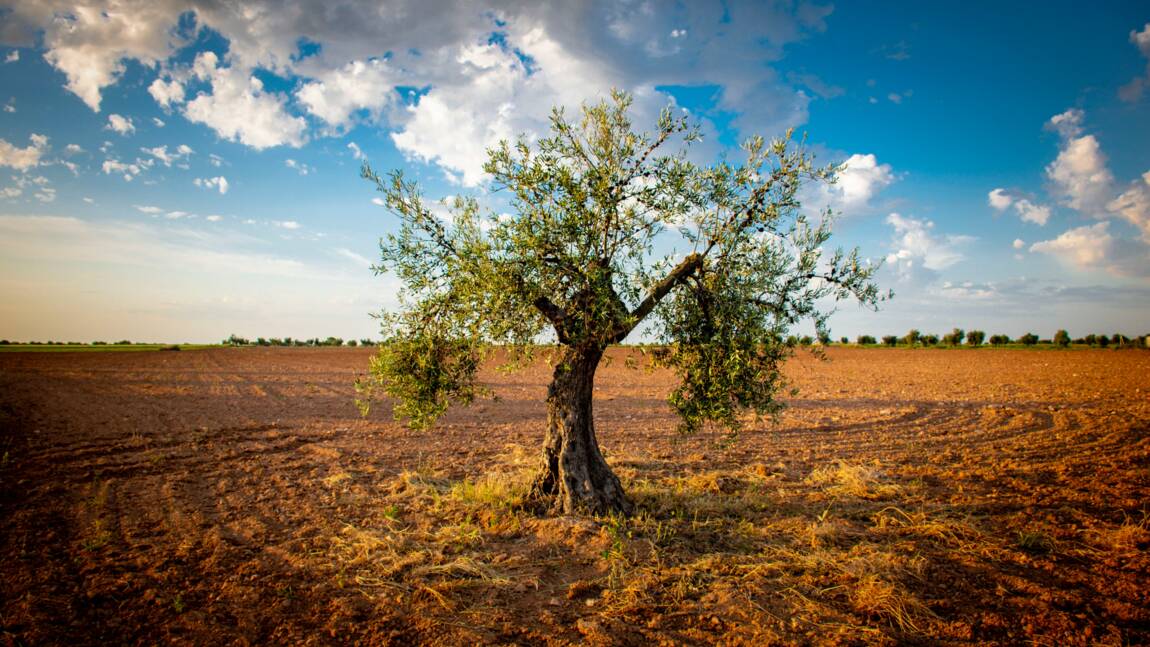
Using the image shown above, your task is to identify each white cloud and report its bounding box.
[0,133,48,170]
[102,157,153,181]
[4,0,833,171]
[988,188,1051,226]
[1045,114,1114,217]
[371,197,385,207]
[184,52,307,150]
[134,205,164,214]
[106,114,135,135]
[15,3,187,111]
[275,220,301,230]
[988,188,1013,211]
[3,100,14,113]
[5,51,17,64]
[1119,23,1150,102]
[805,153,894,216]
[141,144,193,167]
[1012,238,1025,250]
[884,212,974,280]
[64,144,84,155]
[209,154,224,167]
[153,117,165,128]
[205,214,223,222]
[285,158,312,175]
[296,58,396,130]
[148,76,185,108]
[194,175,229,194]
[1030,222,1113,268]
[1047,108,1084,139]
[83,197,94,204]
[1107,171,1150,242]
[347,142,365,160]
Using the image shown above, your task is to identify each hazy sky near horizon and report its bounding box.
[0,1,1148,343]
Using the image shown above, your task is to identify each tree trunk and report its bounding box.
[528,345,632,516]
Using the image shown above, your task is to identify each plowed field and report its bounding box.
[2,347,1148,645]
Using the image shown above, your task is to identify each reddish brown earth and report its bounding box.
[1,347,1148,645]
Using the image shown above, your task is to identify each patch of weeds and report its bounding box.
[172,594,186,614]
[1016,530,1056,554]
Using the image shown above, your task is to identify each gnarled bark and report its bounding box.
[528,346,632,516]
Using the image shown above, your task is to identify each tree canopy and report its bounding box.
[357,91,886,514]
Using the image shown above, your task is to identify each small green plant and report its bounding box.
[172,594,186,614]
[1017,530,1055,553]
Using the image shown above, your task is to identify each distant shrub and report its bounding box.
[1053,330,1070,347]
[921,334,939,346]
[347,339,359,347]
[943,328,965,346]
[159,344,181,351]
[1112,333,1129,347]
[115,340,132,345]
[989,334,1011,346]
[360,339,375,346]
[1019,333,1039,346]
[857,335,877,345]
[840,336,849,344]
[902,329,921,347]
[256,337,270,346]
[799,335,814,346]
[1097,335,1109,348]
[966,330,985,346]
[882,335,898,347]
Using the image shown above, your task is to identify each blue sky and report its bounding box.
[0,1,1148,343]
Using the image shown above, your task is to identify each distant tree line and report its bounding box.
[831,328,1147,349]
[221,335,376,347]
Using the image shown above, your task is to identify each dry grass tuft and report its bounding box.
[807,461,902,500]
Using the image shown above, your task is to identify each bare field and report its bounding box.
[1,347,1148,645]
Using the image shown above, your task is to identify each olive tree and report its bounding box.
[358,93,884,515]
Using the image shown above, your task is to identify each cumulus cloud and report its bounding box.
[106,114,135,135]
[0,133,48,170]
[1030,222,1113,268]
[1107,171,1150,242]
[296,58,396,130]
[9,3,187,111]
[986,188,1051,225]
[184,52,307,149]
[1012,238,1025,250]
[884,212,974,280]
[1119,23,1150,102]
[804,153,894,217]
[1030,221,1150,278]
[134,205,164,214]
[347,142,365,160]
[148,76,186,108]
[194,175,229,194]
[1045,111,1115,217]
[5,51,18,63]
[2,0,835,180]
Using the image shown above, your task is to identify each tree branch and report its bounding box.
[611,252,703,341]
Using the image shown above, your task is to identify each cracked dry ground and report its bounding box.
[1,347,1148,645]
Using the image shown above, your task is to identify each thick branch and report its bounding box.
[611,252,703,341]
[533,296,569,344]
